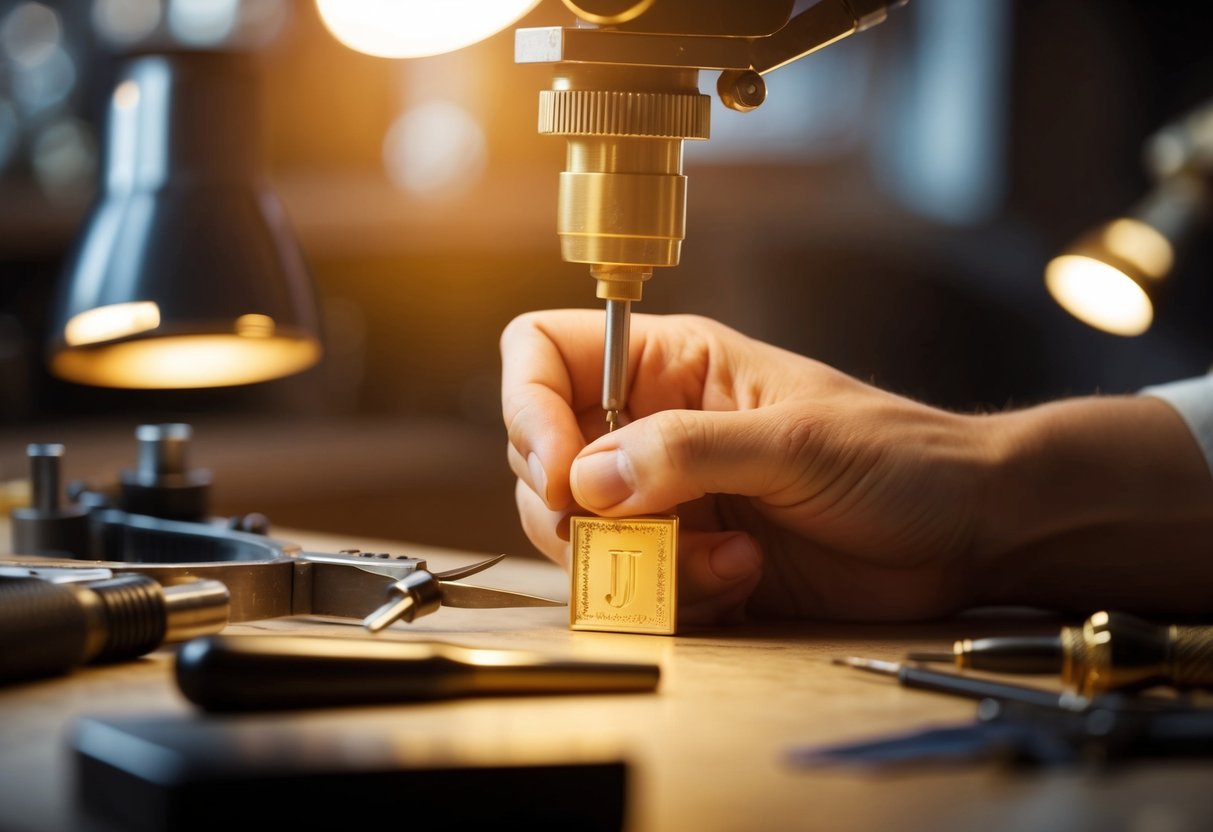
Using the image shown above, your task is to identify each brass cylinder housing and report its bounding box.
[538,66,709,295]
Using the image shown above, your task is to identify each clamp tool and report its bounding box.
[2,424,565,631]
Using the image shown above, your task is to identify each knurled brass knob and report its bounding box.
[538,88,710,139]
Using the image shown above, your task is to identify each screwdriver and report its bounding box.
[906,610,1213,697]
[906,635,1063,674]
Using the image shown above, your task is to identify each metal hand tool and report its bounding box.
[0,567,229,683]
[3,424,565,631]
[800,656,1213,769]
[906,609,1213,697]
[175,633,661,711]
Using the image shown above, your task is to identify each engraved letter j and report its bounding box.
[605,549,641,608]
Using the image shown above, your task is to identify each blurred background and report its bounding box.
[1,0,1211,558]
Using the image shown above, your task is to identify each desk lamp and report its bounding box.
[1045,99,1213,337]
[48,49,322,389]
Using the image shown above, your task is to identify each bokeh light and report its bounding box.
[382,100,487,198]
[167,0,239,46]
[92,0,163,47]
[0,2,60,67]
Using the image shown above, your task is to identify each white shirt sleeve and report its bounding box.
[1139,374,1213,477]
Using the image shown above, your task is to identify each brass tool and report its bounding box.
[906,610,1213,698]
[516,0,908,432]
[1061,610,1213,698]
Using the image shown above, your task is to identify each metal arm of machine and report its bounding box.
[518,0,906,84]
[516,0,907,431]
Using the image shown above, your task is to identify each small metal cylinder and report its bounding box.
[163,579,231,642]
[539,66,709,275]
[136,423,192,478]
[27,443,65,514]
[10,443,90,558]
[120,423,212,520]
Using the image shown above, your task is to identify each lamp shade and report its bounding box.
[48,50,322,389]
[1045,176,1206,337]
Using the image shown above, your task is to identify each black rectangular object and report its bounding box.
[72,714,628,832]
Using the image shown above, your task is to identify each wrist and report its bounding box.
[973,395,1213,608]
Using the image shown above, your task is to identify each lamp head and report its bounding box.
[49,50,322,389]
[1046,100,1213,337]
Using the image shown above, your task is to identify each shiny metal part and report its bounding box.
[3,522,562,628]
[906,611,1213,698]
[603,297,631,430]
[163,579,233,642]
[1061,610,1213,698]
[517,0,905,79]
[5,426,565,629]
[520,0,907,438]
[363,553,564,632]
[570,515,677,635]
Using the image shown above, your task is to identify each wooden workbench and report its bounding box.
[2,521,1212,832]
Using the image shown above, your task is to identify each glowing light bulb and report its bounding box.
[1044,254,1154,337]
[315,0,541,59]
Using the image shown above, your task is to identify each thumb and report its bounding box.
[570,408,807,515]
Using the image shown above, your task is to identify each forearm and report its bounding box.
[974,395,1213,615]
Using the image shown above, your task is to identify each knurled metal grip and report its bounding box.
[537,88,710,138]
[1169,625,1213,689]
[538,70,709,272]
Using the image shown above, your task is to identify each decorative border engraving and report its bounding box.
[570,515,677,635]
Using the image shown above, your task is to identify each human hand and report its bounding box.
[501,310,1213,624]
[501,310,1000,623]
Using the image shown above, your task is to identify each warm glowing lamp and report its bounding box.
[49,50,322,389]
[1046,100,1213,337]
[314,0,542,59]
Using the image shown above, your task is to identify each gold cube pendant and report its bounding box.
[570,515,678,635]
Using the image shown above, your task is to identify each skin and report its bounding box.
[501,310,1213,625]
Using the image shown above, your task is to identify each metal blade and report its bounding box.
[431,554,507,582]
[438,580,565,609]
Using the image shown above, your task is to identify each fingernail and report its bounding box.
[526,452,548,504]
[709,534,761,582]
[572,450,633,509]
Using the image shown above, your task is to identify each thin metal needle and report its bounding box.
[603,298,630,433]
[832,656,1084,710]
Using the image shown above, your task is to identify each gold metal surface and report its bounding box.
[541,67,708,280]
[570,514,677,635]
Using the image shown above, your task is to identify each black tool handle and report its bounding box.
[175,633,660,711]
[0,574,172,682]
[0,577,93,681]
[958,636,1063,674]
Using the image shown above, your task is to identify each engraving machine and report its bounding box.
[515,0,908,431]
